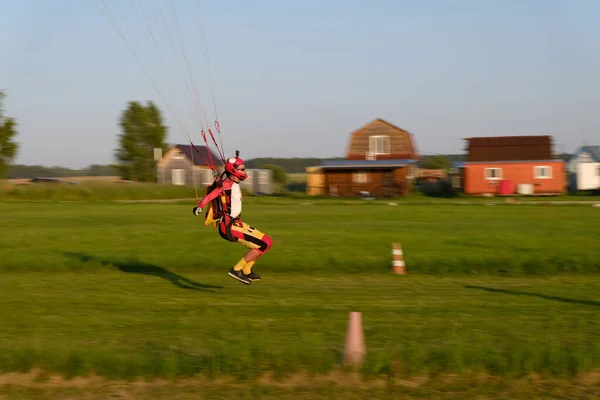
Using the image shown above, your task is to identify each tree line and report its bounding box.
[244,157,343,173]
[0,91,575,181]
[6,164,119,179]
[0,91,19,179]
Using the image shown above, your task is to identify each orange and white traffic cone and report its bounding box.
[392,243,406,274]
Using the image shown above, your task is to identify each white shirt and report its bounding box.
[230,182,242,218]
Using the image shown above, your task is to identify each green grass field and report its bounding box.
[1,198,600,398]
[3,176,600,202]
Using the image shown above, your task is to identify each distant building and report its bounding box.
[566,146,600,191]
[157,144,221,186]
[157,144,274,194]
[239,168,274,195]
[306,118,419,197]
[456,135,566,195]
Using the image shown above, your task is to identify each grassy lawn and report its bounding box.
[3,178,600,202]
[2,270,600,398]
[1,198,598,275]
[0,200,599,398]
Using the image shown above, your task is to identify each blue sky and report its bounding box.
[1,0,599,168]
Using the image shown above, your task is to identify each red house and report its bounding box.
[459,135,566,195]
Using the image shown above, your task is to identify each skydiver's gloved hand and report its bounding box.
[193,206,202,216]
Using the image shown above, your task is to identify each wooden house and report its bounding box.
[157,144,222,186]
[306,119,420,197]
[566,145,600,191]
[458,135,566,195]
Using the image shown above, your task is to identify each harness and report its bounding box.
[203,172,226,227]
[204,173,239,242]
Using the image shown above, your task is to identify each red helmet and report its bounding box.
[225,156,247,180]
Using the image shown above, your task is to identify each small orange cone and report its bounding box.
[343,311,366,367]
[392,243,406,274]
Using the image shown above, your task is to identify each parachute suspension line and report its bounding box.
[197,0,226,162]
[197,0,219,121]
[200,130,215,167]
[151,0,209,134]
[94,0,192,145]
[95,0,227,194]
[166,0,224,170]
[167,0,212,132]
[128,0,191,143]
[189,142,199,202]
[125,0,218,181]
[207,128,225,164]
[129,0,179,114]
[94,0,208,199]
[160,0,227,169]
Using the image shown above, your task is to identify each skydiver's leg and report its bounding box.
[239,224,272,280]
[227,222,273,282]
[219,220,252,285]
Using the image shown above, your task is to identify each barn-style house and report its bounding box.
[306,119,420,197]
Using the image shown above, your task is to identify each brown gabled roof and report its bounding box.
[176,144,222,167]
[464,135,553,162]
[345,118,420,160]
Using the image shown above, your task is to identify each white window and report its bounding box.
[172,169,185,185]
[353,172,368,184]
[259,171,269,185]
[484,167,502,180]
[174,150,184,159]
[369,135,390,155]
[534,166,552,179]
[201,169,213,185]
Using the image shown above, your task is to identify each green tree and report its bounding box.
[421,155,451,171]
[87,164,119,177]
[262,164,288,185]
[0,91,19,179]
[115,101,168,182]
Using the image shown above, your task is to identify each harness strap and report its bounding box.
[222,214,234,242]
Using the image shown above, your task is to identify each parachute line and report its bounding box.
[93,0,228,195]
[94,0,194,146]
[151,0,208,132]
[197,0,225,159]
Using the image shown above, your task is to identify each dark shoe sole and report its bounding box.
[228,271,251,285]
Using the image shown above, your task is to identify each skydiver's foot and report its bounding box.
[246,271,261,281]
[228,268,251,285]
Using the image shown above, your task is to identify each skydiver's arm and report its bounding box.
[197,186,221,209]
[192,187,221,216]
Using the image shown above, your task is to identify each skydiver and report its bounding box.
[192,155,273,285]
